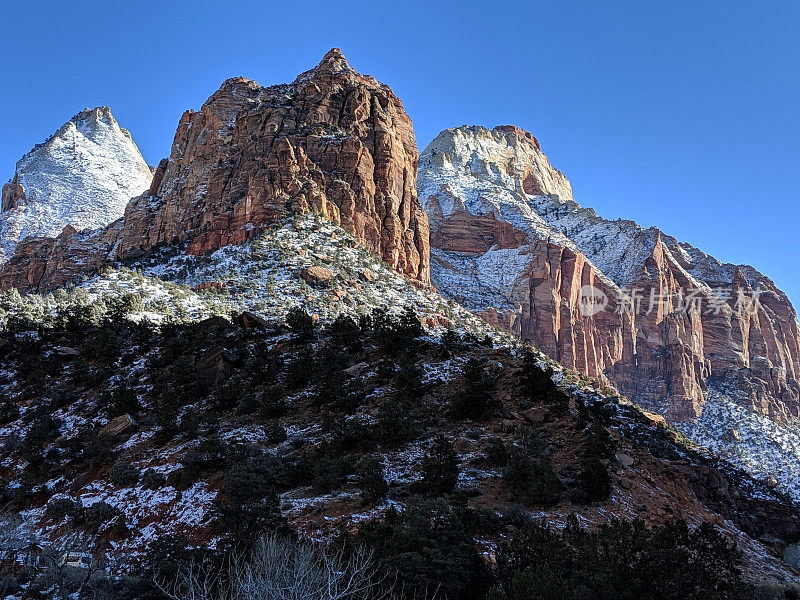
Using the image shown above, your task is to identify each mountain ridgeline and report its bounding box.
[1,48,800,597]
[1,50,797,430]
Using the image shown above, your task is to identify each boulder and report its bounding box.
[615,453,635,467]
[300,266,333,286]
[196,347,234,388]
[640,410,667,427]
[99,414,137,440]
[359,268,377,282]
[53,346,80,357]
[236,311,270,329]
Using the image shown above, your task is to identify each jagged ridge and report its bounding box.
[0,49,430,293]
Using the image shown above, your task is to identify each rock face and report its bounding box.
[0,222,122,292]
[419,125,800,422]
[0,107,152,265]
[0,49,429,292]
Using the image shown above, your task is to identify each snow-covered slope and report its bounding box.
[418,125,800,500]
[0,107,152,264]
[418,125,623,312]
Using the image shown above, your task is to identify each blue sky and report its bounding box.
[1,1,798,302]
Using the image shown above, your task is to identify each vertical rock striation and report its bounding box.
[118,48,429,284]
[419,125,800,422]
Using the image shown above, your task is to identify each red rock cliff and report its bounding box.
[419,125,800,423]
[0,49,430,292]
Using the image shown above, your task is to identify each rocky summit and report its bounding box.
[419,124,800,426]
[0,107,152,265]
[0,49,429,294]
[1,49,800,599]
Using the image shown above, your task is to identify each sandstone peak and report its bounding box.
[1,52,430,292]
[315,47,350,73]
[494,124,542,151]
[293,48,354,84]
[420,124,574,202]
[419,123,800,424]
[0,106,152,265]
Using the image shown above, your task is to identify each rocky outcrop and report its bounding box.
[118,48,428,280]
[300,266,334,286]
[0,107,152,265]
[1,175,25,212]
[523,241,637,384]
[0,222,122,292]
[419,125,800,422]
[0,49,429,292]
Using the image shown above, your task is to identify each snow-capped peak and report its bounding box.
[0,106,152,264]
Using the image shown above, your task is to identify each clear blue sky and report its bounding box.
[1,1,798,302]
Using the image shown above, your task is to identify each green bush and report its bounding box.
[485,437,509,467]
[351,500,489,600]
[77,428,117,468]
[109,462,140,487]
[451,358,496,420]
[503,426,561,506]
[286,306,315,341]
[212,448,287,549]
[286,350,314,388]
[85,501,120,531]
[507,565,569,600]
[421,435,459,496]
[357,455,389,505]
[520,352,553,400]
[370,307,423,354]
[104,383,142,417]
[264,420,287,444]
[393,357,424,401]
[496,517,742,600]
[377,399,419,447]
[327,314,363,350]
[259,387,287,420]
[310,443,354,493]
[19,405,62,464]
[44,498,83,522]
[247,343,283,385]
[571,425,613,504]
[141,468,167,490]
[0,399,20,425]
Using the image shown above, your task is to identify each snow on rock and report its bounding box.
[0,107,152,264]
[676,388,800,502]
[418,125,620,313]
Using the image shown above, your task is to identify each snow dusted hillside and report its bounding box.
[0,107,152,264]
[676,389,800,502]
[418,125,800,503]
[0,214,510,343]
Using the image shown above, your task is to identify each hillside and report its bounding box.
[0,261,799,596]
[418,125,800,504]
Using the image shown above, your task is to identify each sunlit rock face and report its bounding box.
[0,49,430,292]
[419,125,800,422]
[117,48,429,284]
[0,107,152,265]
